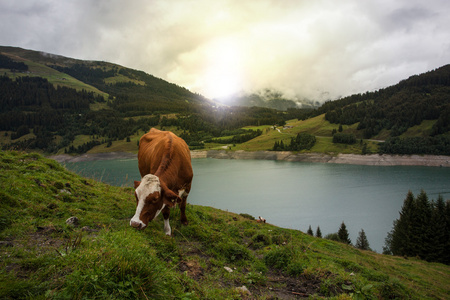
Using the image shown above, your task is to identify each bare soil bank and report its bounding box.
[51,150,450,167]
[192,150,450,167]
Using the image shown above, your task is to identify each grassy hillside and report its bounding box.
[226,115,379,154]
[1,150,449,299]
[1,46,449,156]
[0,48,109,99]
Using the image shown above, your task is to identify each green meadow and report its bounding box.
[1,150,449,299]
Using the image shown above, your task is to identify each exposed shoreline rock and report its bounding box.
[50,150,450,167]
[193,150,450,167]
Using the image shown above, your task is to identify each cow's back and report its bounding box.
[138,128,192,189]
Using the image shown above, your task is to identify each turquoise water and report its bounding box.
[64,158,450,252]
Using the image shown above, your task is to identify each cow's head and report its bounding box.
[130,174,180,230]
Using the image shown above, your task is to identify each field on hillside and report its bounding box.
[232,115,379,154]
[1,150,449,299]
[0,60,108,99]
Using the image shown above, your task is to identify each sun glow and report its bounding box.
[202,38,244,99]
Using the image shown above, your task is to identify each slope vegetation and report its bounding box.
[1,150,449,299]
[1,45,449,156]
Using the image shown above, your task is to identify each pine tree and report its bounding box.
[315,226,322,238]
[386,191,450,264]
[307,225,313,236]
[389,191,415,256]
[445,199,450,265]
[390,191,414,256]
[338,222,352,245]
[355,229,371,251]
[428,195,446,263]
[411,190,432,259]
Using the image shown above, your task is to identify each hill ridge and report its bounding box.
[1,45,449,157]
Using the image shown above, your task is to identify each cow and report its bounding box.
[130,128,193,235]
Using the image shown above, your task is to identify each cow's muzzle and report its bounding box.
[130,220,146,230]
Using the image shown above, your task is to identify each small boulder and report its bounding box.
[235,285,251,296]
[66,216,79,227]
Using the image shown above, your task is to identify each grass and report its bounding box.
[401,120,436,138]
[104,73,145,86]
[1,150,449,299]
[1,60,109,100]
[234,115,379,154]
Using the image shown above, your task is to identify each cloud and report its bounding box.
[1,0,449,101]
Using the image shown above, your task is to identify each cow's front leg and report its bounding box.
[162,206,171,235]
[180,196,188,225]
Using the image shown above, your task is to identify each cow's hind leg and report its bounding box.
[162,206,171,235]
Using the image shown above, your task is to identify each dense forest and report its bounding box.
[0,74,290,153]
[384,190,450,265]
[1,46,450,155]
[315,65,450,154]
[0,54,28,71]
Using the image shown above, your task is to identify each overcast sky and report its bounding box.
[1,0,449,102]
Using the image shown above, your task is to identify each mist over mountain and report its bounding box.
[215,89,322,111]
[1,45,449,156]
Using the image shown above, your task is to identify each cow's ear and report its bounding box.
[134,181,141,189]
[162,189,181,207]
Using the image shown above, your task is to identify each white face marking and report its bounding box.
[130,174,161,228]
[154,204,165,220]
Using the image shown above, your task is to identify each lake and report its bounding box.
[63,157,450,252]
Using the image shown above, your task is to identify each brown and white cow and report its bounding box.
[130,128,193,235]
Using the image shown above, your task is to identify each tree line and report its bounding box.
[310,65,450,155]
[272,132,316,151]
[307,222,371,251]
[206,129,262,144]
[1,75,301,153]
[0,54,28,71]
[384,190,450,264]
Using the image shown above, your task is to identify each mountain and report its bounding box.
[0,45,211,111]
[0,46,292,153]
[314,64,450,139]
[1,45,449,156]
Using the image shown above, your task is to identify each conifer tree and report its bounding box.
[389,191,415,256]
[411,190,432,259]
[428,195,446,262]
[316,226,322,238]
[445,199,450,264]
[307,225,313,236]
[338,222,352,245]
[386,191,450,264]
[355,229,371,251]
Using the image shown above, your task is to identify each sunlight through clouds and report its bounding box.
[1,0,449,101]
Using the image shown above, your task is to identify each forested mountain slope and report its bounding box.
[0,46,290,153]
[315,64,450,139]
[1,46,449,155]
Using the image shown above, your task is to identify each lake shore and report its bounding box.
[49,150,450,167]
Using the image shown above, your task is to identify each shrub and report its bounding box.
[264,247,292,270]
[239,213,255,220]
[332,133,356,144]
